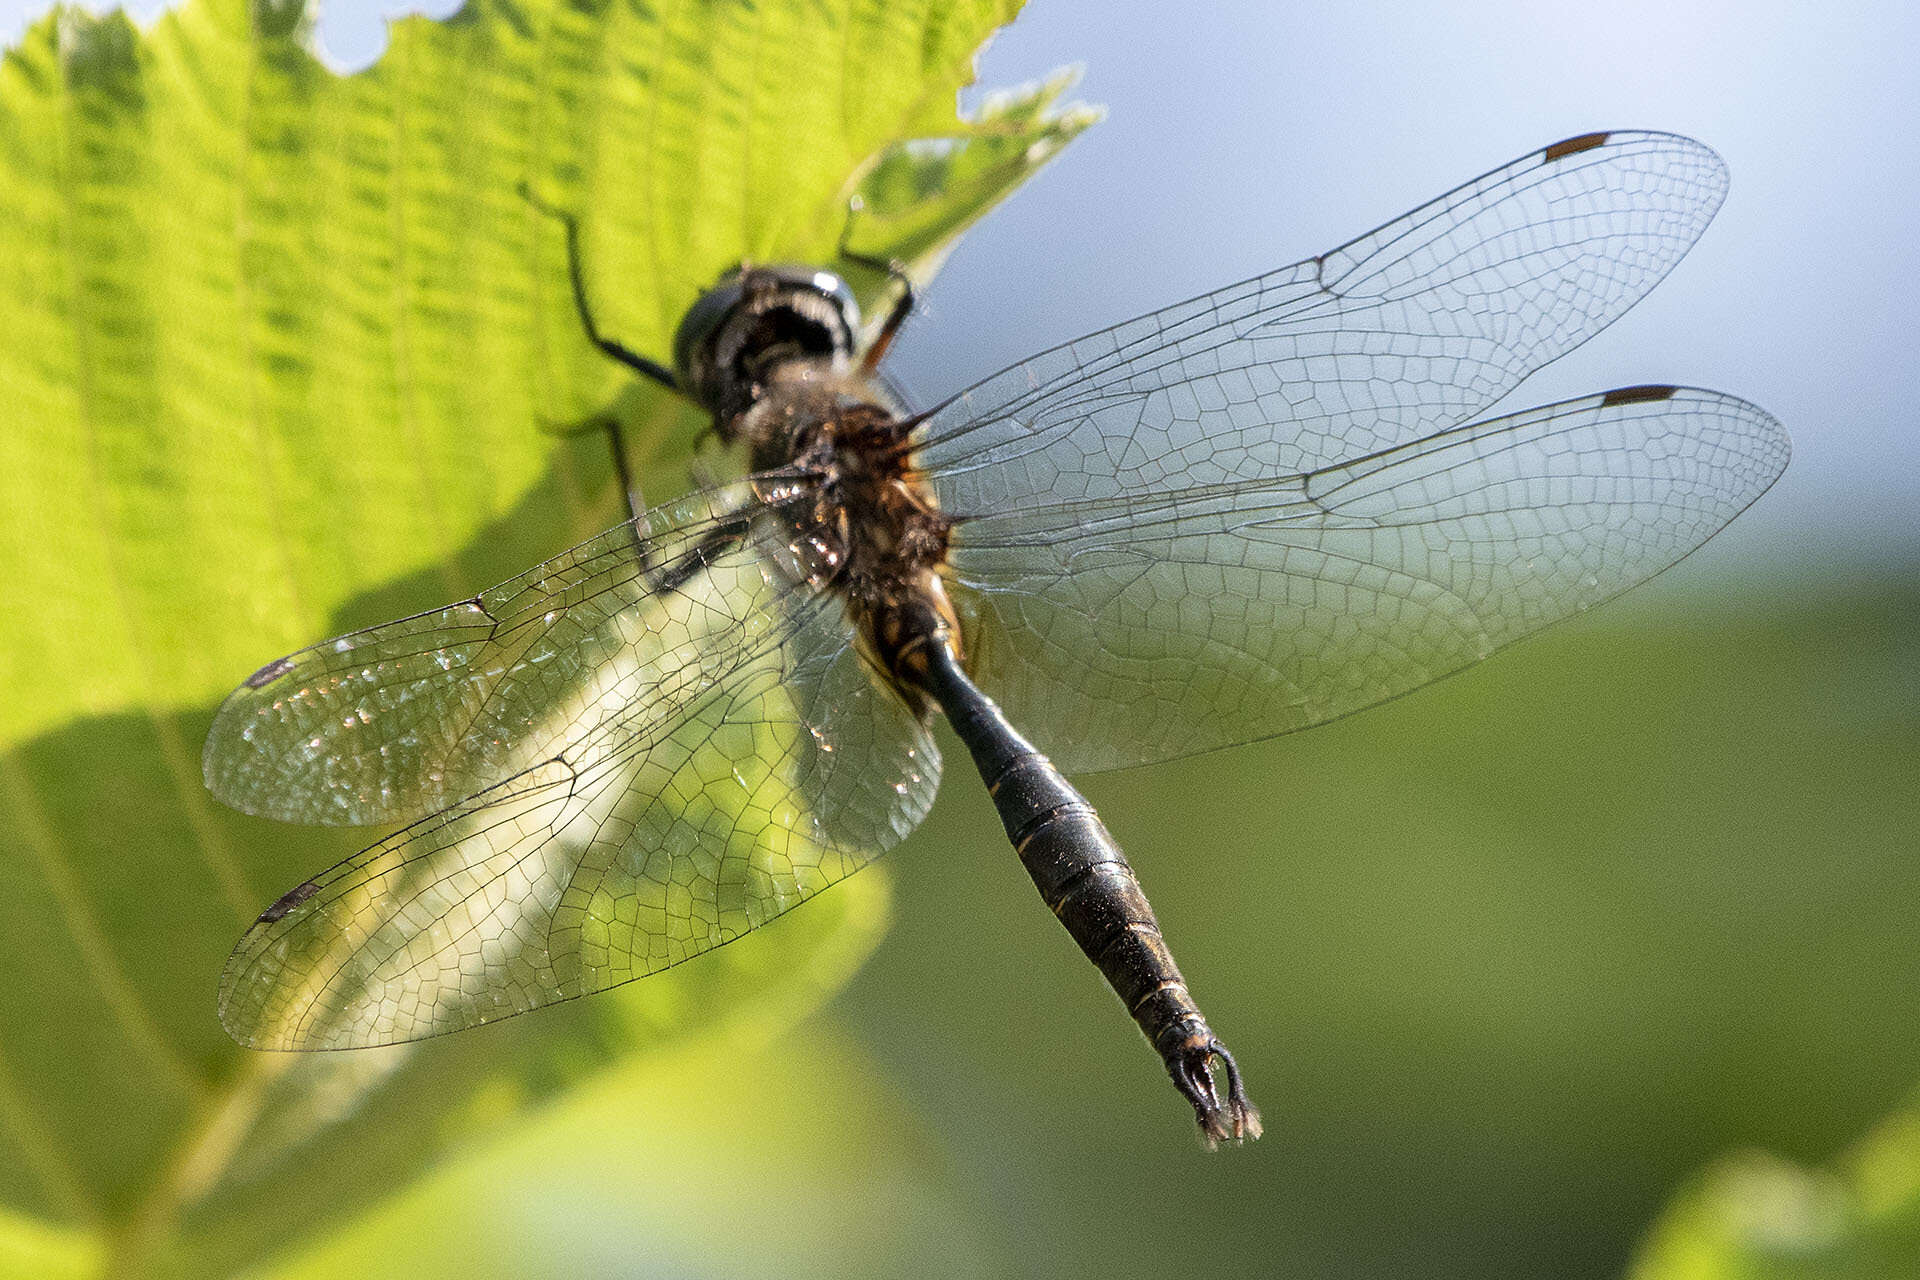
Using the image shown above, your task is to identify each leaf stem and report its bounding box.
[102,1053,291,1280]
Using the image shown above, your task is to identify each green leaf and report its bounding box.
[844,66,1102,294]
[1629,1092,1920,1280]
[0,0,1091,1272]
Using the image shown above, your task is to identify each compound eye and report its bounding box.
[672,279,745,390]
[808,270,861,336]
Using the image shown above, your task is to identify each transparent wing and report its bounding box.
[945,387,1789,773]
[205,483,801,826]
[920,131,1728,508]
[218,537,939,1050]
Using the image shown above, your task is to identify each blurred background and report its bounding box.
[3,0,1916,1276]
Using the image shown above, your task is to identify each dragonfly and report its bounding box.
[205,130,1789,1146]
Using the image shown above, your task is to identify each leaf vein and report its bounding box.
[384,32,466,603]
[0,1037,98,1223]
[0,751,201,1098]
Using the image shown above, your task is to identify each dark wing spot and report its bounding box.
[257,880,319,923]
[244,656,296,689]
[1601,384,1677,406]
[1544,132,1610,162]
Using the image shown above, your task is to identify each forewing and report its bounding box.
[205,485,787,826]
[217,545,939,1050]
[945,387,1789,772]
[920,132,1728,509]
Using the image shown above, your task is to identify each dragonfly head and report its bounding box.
[674,265,861,425]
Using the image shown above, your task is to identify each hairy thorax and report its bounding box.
[730,364,959,683]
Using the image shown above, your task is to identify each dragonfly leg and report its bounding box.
[521,182,680,525]
[605,416,645,527]
[535,410,647,530]
[836,196,916,374]
[643,516,753,596]
[520,182,678,391]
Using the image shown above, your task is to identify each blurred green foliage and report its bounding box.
[1632,1086,1920,1279]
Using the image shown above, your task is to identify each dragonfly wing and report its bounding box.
[945,387,1788,773]
[920,132,1727,507]
[205,485,802,826]
[218,547,939,1050]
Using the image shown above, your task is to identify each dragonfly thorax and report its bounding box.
[673,265,860,425]
[787,393,950,566]
[734,379,959,686]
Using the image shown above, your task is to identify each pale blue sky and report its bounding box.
[5,0,1916,576]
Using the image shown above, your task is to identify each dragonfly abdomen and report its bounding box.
[909,633,1261,1146]
[1002,763,1213,1054]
